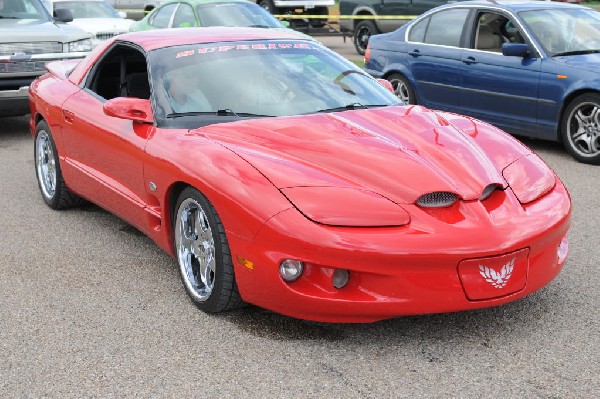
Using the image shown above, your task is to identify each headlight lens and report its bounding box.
[66,39,92,52]
[503,154,555,204]
[281,186,410,227]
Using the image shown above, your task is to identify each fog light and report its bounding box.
[557,236,569,264]
[280,259,303,282]
[332,269,349,289]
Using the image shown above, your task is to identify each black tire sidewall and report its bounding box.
[174,187,233,313]
[258,0,275,13]
[561,93,600,165]
[353,20,378,55]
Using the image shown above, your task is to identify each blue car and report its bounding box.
[365,0,600,164]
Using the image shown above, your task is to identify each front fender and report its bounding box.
[144,129,293,254]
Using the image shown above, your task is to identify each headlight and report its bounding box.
[66,39,92,52]
[503,154,556,204]
[281,186,410,227]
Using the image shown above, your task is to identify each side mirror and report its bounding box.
[502,43,530,58]
[377,78,395,94]
[54,8,73,23]
[104,97,154,123]
[118,11,127,18]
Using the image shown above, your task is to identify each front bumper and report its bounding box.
[0,51,88,116]
[230,179,571,323]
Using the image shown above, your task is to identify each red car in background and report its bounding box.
[29,28,571,322]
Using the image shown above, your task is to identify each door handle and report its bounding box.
[408,49,421,57]
[63,110,75,124]
[462,56,477,65]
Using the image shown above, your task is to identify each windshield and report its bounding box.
[520,8,600,56]
[0,0,51,20]
[148,40,399,122]
[53,0,120,18]
[197,2,282,28]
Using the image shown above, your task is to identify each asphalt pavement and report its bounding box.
[1,36,600,398]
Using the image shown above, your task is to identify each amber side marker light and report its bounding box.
[237,256,254,270]
[557,75,568,79]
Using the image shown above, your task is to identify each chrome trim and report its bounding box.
[0,87,29,99]
[420,80,556,105]
[0,52,89,62]
[404,4,544,58]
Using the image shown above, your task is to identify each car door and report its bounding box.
[406,7,470,112]
[60,44,154,232]
[459,10,542,134]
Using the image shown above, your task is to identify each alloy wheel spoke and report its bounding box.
[575,109,591,126]
[591,136,600,154]
[574,134,593,154]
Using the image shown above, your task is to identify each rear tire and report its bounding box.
[353,20,378,55]
[258,0,276,13]
[387,73,416,105]
[174,187,243,313]
[560,93,600,165]
[34,120,84,210]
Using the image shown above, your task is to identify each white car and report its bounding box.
[52,0,135,47]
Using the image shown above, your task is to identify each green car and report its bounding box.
[129,0,303,34]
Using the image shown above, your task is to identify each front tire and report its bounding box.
[353,20,378,56]
[561,93,600,165]
[174,187,243,313]
[34,120,84,209]
[387,73,416,105]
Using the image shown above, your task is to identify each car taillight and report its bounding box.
[364,44,371,64]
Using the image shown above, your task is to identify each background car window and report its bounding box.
[474,13,512,52]
[424,9,469,47]
[172,3,196,27]
[0,0,50,19]
[149,3,177,28]
[408,17,429,42]
[196,2,282,28]
[53,1,121,18]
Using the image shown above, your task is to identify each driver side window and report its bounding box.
[86,45,150,101]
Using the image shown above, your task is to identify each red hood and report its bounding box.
[195,106,531,204]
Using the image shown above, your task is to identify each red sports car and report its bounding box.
[30,27,571,323]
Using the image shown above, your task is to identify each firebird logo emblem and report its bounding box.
[479,259,515,289]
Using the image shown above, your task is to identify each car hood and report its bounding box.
[0,19,90,42]
[553,53,600,72]
[197,106,527,205]
[68,18,134,34]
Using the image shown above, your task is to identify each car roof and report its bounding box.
[115,26,312,52]
[440,0,587,12]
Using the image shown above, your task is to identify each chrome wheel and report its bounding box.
[175,198,216,302]
[566,101,600,158]
[36,130,57,200]
[390,77,410,104]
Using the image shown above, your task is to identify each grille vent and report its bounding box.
[480,184,501,201]
[416,192,458,208]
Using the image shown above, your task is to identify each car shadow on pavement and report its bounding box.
[220,280,568,345]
